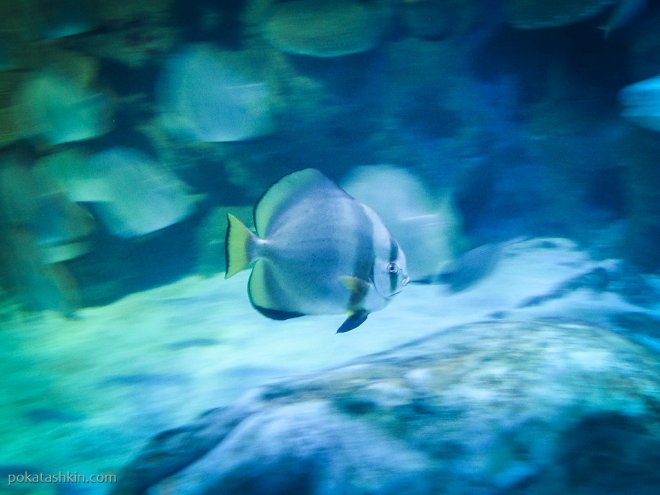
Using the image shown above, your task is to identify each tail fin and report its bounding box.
[225,213,256,278]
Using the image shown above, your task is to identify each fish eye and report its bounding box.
[386,262,399,273]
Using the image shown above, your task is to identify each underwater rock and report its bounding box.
[13,69,112,145]
[619,75,660,132]
[609,312,660,353]
[262,0,391,57]
[113,320,660,495]
[157,44,273,142]
[506,0,616,29]
[517,266,610,307]
[82,147,198,238]
[342,165,462,281]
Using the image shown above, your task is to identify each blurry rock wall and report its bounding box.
[0,0,659,314]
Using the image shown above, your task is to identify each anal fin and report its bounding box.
[337,310,369,333]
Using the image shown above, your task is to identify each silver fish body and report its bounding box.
[225,168,408,332]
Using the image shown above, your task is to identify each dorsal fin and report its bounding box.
[253,168,342,237]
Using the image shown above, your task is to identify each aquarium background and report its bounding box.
[0,1,659,494]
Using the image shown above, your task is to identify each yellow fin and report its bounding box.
[340,275,369,292]
[339,275,371,310]
[225,213,256,278]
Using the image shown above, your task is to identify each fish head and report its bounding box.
[372,237,409,299]
[357,202,410,302]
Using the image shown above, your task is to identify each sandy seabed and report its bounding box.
[1,238,658,492]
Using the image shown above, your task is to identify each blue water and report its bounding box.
[0,1,659,494]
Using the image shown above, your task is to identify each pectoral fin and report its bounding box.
[337,310,369,333]
[339,275,371,309]
[337,276,373,333]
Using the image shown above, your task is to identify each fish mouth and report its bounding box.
[389,272,410,297]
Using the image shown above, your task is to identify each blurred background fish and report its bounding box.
[342,165,464,282]
[0,152,91,316]
[620,74,660,131]
[84,148,199,238]
[41,146,199,238]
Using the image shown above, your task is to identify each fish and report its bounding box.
[436,243,503,292]
[85,147,198,238]
[341,165,462,281]
[619,74,660,132]
[224,168,409,333]
[599,0,645,38]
